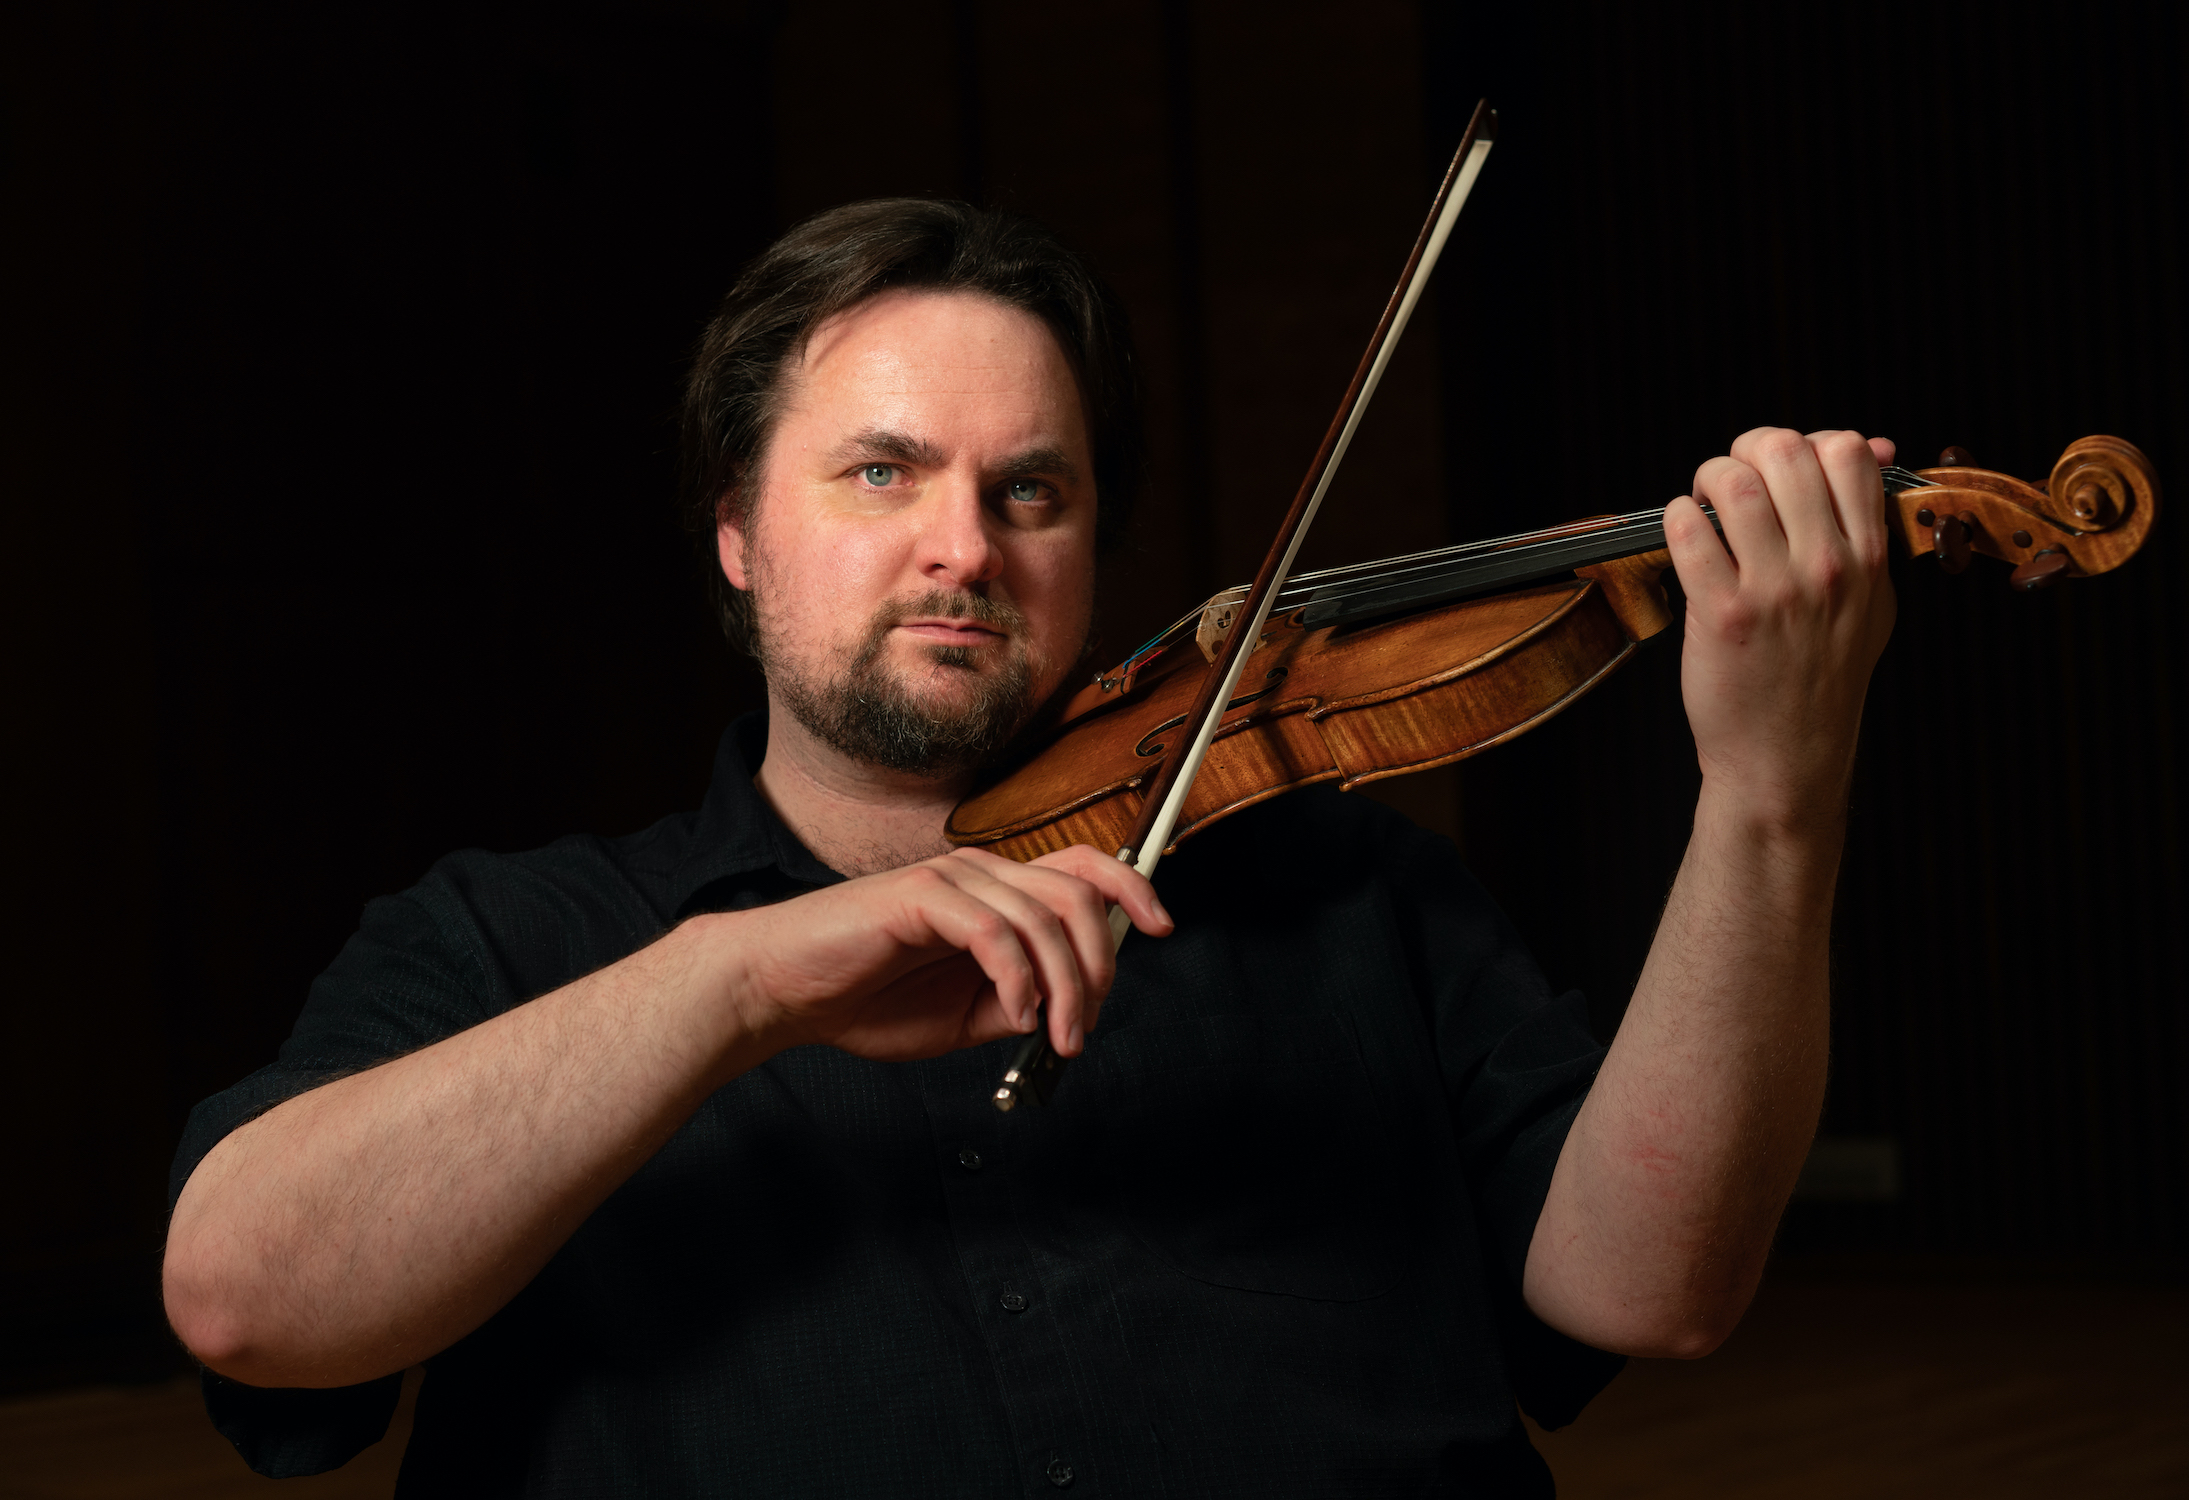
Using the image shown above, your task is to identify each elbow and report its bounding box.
[1526,1272,1751,1360]
[1639,1311,1737,1360]
[162,1219,295,1382]
[161,1230,253,1376]
[1597,1293,1749,1360]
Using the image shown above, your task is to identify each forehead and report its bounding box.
[787,289,1086,441]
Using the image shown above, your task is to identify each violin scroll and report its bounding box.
[1890,435,2160,586]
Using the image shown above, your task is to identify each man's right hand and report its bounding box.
[726,844,1172,1064]
[165,842,1169,1388]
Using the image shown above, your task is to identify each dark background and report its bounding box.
[5,0,2183,1394]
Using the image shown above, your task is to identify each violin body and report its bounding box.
[948,436,2159,864]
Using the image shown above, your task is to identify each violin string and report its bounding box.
[1112,507,1673,671]
[1261,464,1926,607]
[1268,466,1931,616]
[1113,469,1938,671]
[1275,507,1667,596]
[1293,513,1670,611]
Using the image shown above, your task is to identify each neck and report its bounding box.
[752,697,973,877]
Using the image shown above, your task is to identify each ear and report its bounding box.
[715,496,750,591]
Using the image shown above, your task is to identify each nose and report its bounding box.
[915,470,1004,590]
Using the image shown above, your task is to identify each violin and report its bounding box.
[951,433,2159,866]
[966,102,2162,1110]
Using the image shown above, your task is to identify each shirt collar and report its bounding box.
[669,711,844,918]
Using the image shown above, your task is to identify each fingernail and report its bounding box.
[1067,1024,1083,1053]
[1151,897,1172,927]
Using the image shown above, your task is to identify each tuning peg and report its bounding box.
[1939,445,1977,467]
[2011,548,2070,591]
[1933,512,1974,574]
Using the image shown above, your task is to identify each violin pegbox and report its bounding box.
[1888,435,2160,589]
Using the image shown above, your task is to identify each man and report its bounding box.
[163,199,1895,1496]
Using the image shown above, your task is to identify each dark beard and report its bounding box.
[761,589,1040,778]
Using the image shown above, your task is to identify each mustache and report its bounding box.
[869,589,1028,637]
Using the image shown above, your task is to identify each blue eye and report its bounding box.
[862,464,896,487]
[1007,479,1042,503]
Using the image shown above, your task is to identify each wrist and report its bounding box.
[1691,778,1848,894]
[671,909,806,1086]
[1694,762,1850,845]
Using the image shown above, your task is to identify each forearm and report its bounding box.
[163,911,783,1388]
[1523,786,1839,1357]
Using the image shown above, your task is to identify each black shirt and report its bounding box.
[172,713,1622,1498]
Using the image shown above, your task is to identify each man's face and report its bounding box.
[719,289,1098,778]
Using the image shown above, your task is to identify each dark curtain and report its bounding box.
[1422,0,2189,1257]
[4,0,2181,1395]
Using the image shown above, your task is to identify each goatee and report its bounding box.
[761,588,1040,778]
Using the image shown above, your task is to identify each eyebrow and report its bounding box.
[831,429,1081,483]
[992,446,1079,482]
[833,428,948,468]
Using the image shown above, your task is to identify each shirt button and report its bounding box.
[957,1147,983,1171]
[1045,1457,1074,1488]
[999,1290,1028,1313]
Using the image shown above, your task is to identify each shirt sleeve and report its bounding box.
[168,881,495,1476]
[1374,807,1629,1429]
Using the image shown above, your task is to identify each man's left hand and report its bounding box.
[1526,427,1898,1358]
[1663,427,1898,832]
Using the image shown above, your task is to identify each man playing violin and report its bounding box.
[164,200,1895,1496]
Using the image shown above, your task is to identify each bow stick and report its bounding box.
[992,99,1499,1111]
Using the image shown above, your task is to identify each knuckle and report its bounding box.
[1824,429,1868,462]
[1723,469,1768,508]
[1758,430,1808,467]
[1716,597,1760,637]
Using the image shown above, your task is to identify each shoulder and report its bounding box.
[407,813,695,936]
[360,808,704,1010]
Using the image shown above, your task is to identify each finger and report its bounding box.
[950,848,1138,1051]
[1022,844,1173,936]
[1691,453,1788,581]
[894,869,1046,1033]
[950,844,1177,1052]
[1731,426,1840,562]
[1662,493,1737,612]
[1001,863,1124,1047]
[1806,428,1889,566]
[945,860,1094,1054]
[1868,435,1896,469]
[910,949,1020,1048]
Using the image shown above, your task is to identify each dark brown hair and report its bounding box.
[678,198,1144,653]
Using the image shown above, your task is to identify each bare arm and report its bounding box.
[1522,427,1897,1358]
[163,846,1168,1388]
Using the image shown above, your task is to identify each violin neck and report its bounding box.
[1296,465,1935,629]
[1297,510,1673,627]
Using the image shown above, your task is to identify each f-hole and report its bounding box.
[1135,668,1290,758]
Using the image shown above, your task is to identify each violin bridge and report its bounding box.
[1195,587,1250,662]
